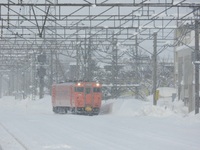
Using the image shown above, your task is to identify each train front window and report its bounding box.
[75,87,84,92]
[86,88,91,94]
[93,87,101,92]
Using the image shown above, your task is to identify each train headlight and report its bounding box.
[96,83,100,87]
[85,106,92,112]
[77,82,81,86]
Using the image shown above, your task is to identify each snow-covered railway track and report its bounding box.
[0,123,28,150]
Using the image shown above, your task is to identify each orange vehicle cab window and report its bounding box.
[85,88,91,94]
[93,87,101,92]
[75,87,84,92]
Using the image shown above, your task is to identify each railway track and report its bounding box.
[0,123,28,150]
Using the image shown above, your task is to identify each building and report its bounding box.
[174,22,199,112]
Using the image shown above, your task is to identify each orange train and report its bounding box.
[52,82,102,115]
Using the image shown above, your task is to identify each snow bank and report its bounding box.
[0,95,52,114]
[105,98,174,117]
[101,86,188,118]
[157,87,176,98]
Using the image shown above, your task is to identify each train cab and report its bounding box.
[73,82,102,115]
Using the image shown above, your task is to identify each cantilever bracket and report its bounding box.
[32,5,50,38]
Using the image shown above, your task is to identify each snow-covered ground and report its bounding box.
[0,87,200,150]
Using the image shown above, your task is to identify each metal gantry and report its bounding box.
[0,0,199,103]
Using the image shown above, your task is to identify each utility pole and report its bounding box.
[111,33,118,99]
[50,48,53,94]
[195,20,199,114]
[135,35,139,99]
[37,53,46,99]
[0,74,2,98]
[39,74,44,99]
[47,0,56,92]
[84,30,87,81]
[21,71,25,99]
[153,32,157,105]
[76,33,80,80]
[87,32,92,81]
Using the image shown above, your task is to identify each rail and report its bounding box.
[0,123,29,150]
